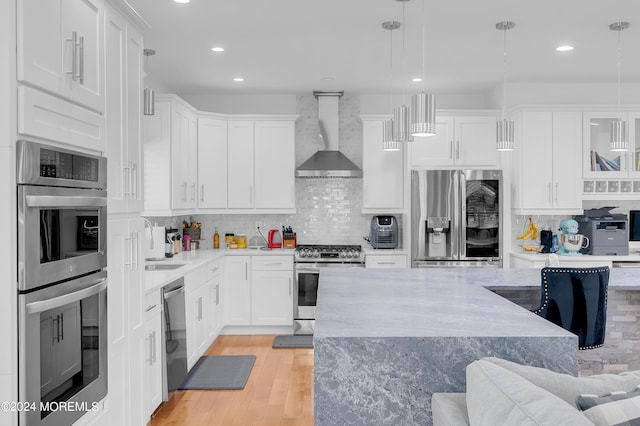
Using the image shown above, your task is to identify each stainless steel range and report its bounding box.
[293,244,365,335]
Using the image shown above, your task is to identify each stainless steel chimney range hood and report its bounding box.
[295,91,362,178]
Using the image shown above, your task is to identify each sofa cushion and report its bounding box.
[466,360,594,426]
[575,386,640,426]
[432,392,469,426]
[483,357,640,408]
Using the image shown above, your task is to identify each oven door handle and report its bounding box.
[26,195,107,208]
[26,277,107,314]
[294,267,320,274]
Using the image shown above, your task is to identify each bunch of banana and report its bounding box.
[516,217,539,240]
[520,244,541,252]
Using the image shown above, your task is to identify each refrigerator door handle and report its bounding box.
[458,171,467,260]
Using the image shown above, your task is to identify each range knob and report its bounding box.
[349,249,359,258]
[339,249,348,258]
[312,249,319,258]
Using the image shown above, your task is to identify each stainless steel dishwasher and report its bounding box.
[162,278,187,399]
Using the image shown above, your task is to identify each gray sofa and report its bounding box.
[432,357,640,426]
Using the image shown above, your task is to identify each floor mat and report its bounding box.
[178,355,256,390]
[272,335,313,349]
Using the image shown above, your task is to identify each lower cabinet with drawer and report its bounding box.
[251,256,293,326]
[224,255,293,331]
[365,253,408,268]
[141,289,162,422]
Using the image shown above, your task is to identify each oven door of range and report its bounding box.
[18,271,108,426]
[293,262,365,320]
[18,185,107,291]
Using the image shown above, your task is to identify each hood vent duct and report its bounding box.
[295,91,362,178]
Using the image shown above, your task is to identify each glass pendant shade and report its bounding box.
[382,119,400,151]
[143,87,155,115]
[610,119,628,151]
[410,92,436,136]
[496,119,515,151]
[393,105,412,142]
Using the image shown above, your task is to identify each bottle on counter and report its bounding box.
[213,227,220,249]
[165,234,173,258]
[184,234,191,251]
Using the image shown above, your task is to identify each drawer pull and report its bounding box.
[145,304,157,312]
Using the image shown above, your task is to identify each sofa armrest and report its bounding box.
[432,392,469,426]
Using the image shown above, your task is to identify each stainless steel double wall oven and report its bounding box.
[17,141,108,426]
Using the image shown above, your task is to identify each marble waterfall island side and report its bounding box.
[313,268,578,426]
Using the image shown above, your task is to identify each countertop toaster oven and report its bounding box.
[370,216,398,249]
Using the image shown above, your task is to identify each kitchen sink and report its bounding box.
[145,263,186,271]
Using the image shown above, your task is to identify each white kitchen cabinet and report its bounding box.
[144,95,198,215]
[105,4,144,214]
[365,253,408,268]
[583,111,640,178]
[185,265,208,369]
[251,256,293,326]
[224,256,251,326]
[106,217,145,425]
[141,291,162,423]
[361,117,404,211]
[512,110,582,215]
[197,116,228,209]
[227,120,255,209]
[17,0,104,112]
[206,260,224,343]
[254,120,296,209]
[409,114,497,168]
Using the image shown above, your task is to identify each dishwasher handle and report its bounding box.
[163,280,185,300]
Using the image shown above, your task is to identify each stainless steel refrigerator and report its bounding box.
[411,169,503,267]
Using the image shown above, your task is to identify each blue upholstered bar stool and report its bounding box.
[532,266,609,350]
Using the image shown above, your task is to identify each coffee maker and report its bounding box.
[540,229,553,253]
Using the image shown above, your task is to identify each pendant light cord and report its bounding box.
[617,27,622,120]
[503,26,508,121]
[389,25,394,116]
[421,0,425,92]
[401,1,407,105]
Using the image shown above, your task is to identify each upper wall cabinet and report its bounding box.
[361,117,404,212]
[17,0,104,113]
[197,115,297,214]
[105,4,144,214]
[197,116,228,209]
[512,110,582,215]
[409,114,498,168]
[143,95,198,216]
[583,111,640,179]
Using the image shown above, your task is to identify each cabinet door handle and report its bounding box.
[548,183,552,204]
[245,263,248,280]
[215,284,219,305]
[147,333,153,366]
[52,316,59,344]
[152,330,157,364]
[554,183,559,203]
[191,183,196,202]
[263,262,282,266]
[199,297,203,321]
[201,184,205,202]
[124,234,133,269]
[377,261,397,265]
[78,35,85,84]
[132,232,139,270]
[456,140,460,160]
[131,162,137,200]
[289,278,292,296]
[122,165,131,197]
[145,304,157,312]
[60,312,64,341]
[66,31,78,80]
[450,141,454,160]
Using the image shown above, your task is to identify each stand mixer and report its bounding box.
[557,219,589,256]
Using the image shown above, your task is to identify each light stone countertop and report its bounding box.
[314,267,640,339]
[143,247,295,292]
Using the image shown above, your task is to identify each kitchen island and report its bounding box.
[313,268,581,426]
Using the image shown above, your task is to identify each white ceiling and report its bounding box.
[127,0,640,97]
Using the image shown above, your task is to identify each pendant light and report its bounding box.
[143,48,156,116]
[495,21,515,151]
[610,22,629,152]
[393,0,412,143]
[410,0,436,137]
[382,21,401,151]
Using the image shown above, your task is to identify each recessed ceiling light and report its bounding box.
[556,45,574,52]
[173,0,190,3]
[211,47,225,52]
[412,77,422,82]
[233,77,245,82]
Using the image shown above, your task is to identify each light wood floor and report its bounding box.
[148,335,314,426]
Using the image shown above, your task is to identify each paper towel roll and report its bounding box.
[146,226,166,260]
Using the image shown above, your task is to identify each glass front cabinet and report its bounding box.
[583,111,640,179]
